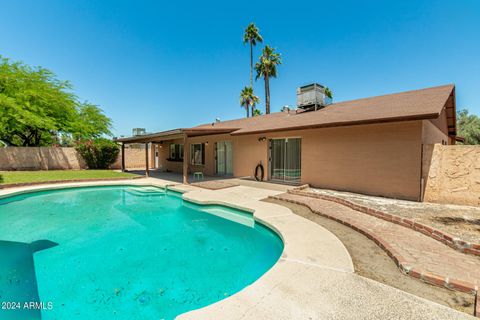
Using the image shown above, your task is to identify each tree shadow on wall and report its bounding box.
[0,240,58,320]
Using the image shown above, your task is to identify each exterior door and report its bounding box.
[216,141,233,175]
[269,138,301,183]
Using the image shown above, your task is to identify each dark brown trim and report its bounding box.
[231,113,440,136]
[145,143,150,177]
[115,129,184,143]
[420,143,424,202]
[121,143,125,172]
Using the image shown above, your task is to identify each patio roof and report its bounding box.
[115,129,184,143]
[115,128,237,144]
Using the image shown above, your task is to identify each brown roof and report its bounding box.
[117,84,455,143]
[193,84,455,135]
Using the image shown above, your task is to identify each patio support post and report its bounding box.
[145,142,150,177]
[183,134,189,184]
[121,143,125,172]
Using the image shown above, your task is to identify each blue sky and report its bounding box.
[1,0,479,137]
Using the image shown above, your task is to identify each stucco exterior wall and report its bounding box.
[187,134,232,175]
[429,104,449,136]
[151,134,233,175]
[233,121,423,201]
[301,121,423,200]
[422,144,480,206]
[0,147,147,170]
[152,138,184,173]
[422,120,449,145]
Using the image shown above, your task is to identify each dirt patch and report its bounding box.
[434,217,480,234]
[264,198,476,316]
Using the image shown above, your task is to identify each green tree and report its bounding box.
[240,86,260,118]
[255,46,282,114]
[457,109,480,145]
[0,56,112,146]
[253,109,263,117]
[324,87,333,99]
[243,23,263,89]
[72,102,112,140]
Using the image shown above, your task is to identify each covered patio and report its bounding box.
[126,169,292,192]
[115,127,236,184]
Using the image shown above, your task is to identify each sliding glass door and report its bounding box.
[269,138,301,183]
[215,141,233,175]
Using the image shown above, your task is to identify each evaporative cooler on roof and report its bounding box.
[296,83,332,111]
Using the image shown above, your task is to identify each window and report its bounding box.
[190,143,205,165]
[169,144,184,160]
[179,144,184,158]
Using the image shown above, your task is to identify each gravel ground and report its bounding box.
[306,188,480,244]
[264,198,476,316]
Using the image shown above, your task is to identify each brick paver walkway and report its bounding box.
[273,193,480,294]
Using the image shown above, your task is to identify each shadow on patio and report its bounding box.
[127,169,293,192]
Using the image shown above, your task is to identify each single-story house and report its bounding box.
[117,84,459,201]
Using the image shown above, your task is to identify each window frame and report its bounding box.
[169,143,184,161]
[190,143,205,165]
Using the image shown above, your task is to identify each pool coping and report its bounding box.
[0,179,474,320]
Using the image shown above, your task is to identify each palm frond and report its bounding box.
[243,23,263,45]
[254,45,282,80]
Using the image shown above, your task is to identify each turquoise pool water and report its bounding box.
[0,186,283,320]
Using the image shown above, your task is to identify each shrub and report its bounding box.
[75,138,119,169]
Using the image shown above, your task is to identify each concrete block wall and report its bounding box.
[0,147,148,171]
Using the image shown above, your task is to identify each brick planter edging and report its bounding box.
[288,188,480,257]
[269,194,479,299]
[0,176,143,189]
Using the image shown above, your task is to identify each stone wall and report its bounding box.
[423,144,480,206]
[0,147,148,171]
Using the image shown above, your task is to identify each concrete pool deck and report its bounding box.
[0,178,474,319]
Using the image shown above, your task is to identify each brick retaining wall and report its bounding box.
[289,187,480,257]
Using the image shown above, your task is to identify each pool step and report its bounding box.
[124,187,166,197]
[183,202,254,228]
[202,207,254,228]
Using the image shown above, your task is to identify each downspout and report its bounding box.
[145,142,150,178]
[121,143,125,172]
[183,133,189,184]
[420,143,425,202]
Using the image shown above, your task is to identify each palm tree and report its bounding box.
[255,45,281,114]
[240,86,260,118]
[243,23,263,88]
[253,109,263,117]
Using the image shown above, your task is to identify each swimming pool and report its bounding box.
[0,185,283,320]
